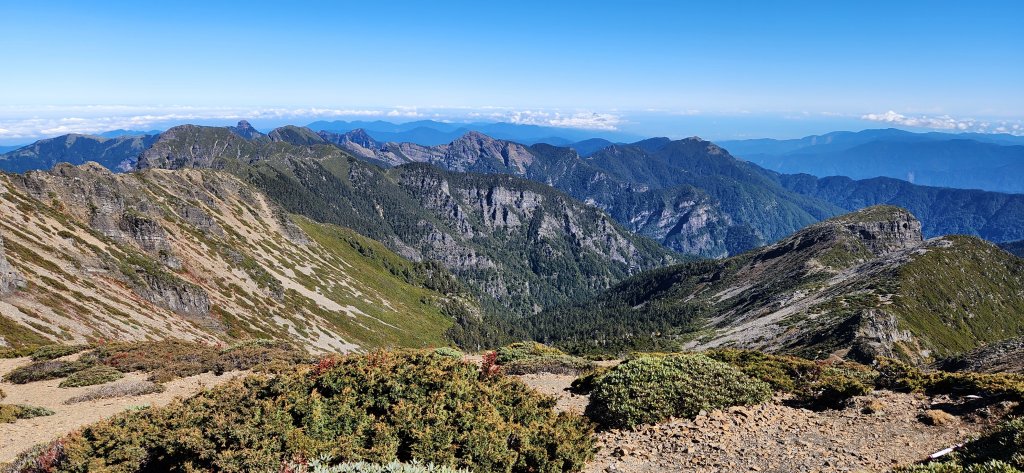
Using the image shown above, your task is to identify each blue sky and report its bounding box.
[0,0,1021,143]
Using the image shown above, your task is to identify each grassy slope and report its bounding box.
[0,167,460,351]
[892,235,1024,356]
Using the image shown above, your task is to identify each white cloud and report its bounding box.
[0,106,429,140]
[861,110,1023,135]
[491,110,622,130]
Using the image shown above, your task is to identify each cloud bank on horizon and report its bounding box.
[861,111,1024,135]
[2,105,1022,145]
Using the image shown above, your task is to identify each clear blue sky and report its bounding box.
[0,0,1021,142]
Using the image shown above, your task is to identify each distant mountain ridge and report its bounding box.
[324,127,1024,256]
[721,128,1024,193]
[307,119,644,146]
[0,133,158,173]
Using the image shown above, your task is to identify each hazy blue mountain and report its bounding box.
[776,173,1024,242]
[567,138,615,157]
[0,145,21,154]
[307,119,644,146]
[998,240,1024,258]
[0,133,158,173]
[720,128,1024,156]
[720,129,1024,193]
[98,129,163,138]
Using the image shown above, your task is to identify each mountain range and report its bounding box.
[0,121,1023,366]
[0,133,157,173]
[131,124,677,346]
[4,124,1024,259]
[323,126,1024,254]
[722,128,1024,194]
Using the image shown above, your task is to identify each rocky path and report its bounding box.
[512,372,992,473]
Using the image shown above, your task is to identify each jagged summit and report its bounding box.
[227,119,266,140]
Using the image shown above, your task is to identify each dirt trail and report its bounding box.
[0,357,245,463]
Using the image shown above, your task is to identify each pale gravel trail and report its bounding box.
[0,356,246,463]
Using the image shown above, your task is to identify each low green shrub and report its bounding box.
[91,339,310,382]
[215,339,312,375]
[586,353,772,429]
[64,381,165,404]
[0,403,55,423]
[877,358,1024,402]
[897,461,1022,472]
[30,344,91,361]
[0,346,37,359]
[704,349,819,392]
[705,349,877,408]
[496,342,565,364]
[494,342,594,375]
[58,365,124,388]
[431,347,463,359]
[959,418,1024,469]
[3,359,92,384]
[34,350,595,472]
[92,339,219,382]
[569,366,612,394]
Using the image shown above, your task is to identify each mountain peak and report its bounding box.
[267,125,326,146]
[455,130,495,143]
[228,120,265,141]
[795,205,923,259]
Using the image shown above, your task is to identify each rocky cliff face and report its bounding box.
[0,163,467,351]
[832,206,924,256]
[329,132,839,257]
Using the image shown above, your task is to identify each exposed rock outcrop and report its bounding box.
[0,233,25,294]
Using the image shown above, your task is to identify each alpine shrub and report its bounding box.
[586,353,772,429]
[37,350,595,472]
[3,359,92,384]
[58,365,124,388]
[0,404,55,423]
[30,344,91,361]
[431,347,463,359]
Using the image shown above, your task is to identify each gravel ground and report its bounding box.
[512,370,999,473]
